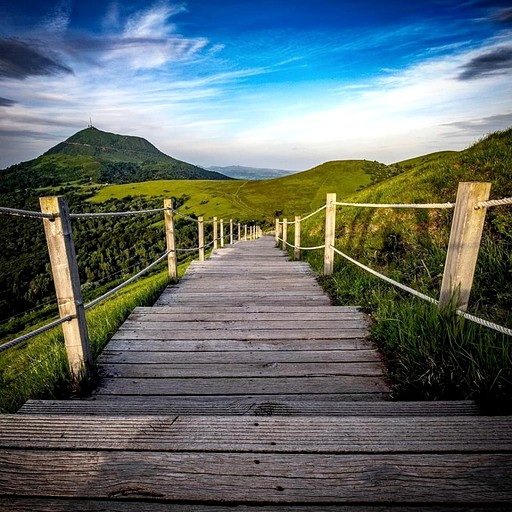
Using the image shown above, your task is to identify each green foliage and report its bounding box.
[0,269,170,413]
[295,128,512,408]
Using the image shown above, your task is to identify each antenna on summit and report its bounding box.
[88,116,94,129]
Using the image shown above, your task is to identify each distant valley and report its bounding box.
[207,165,297,180]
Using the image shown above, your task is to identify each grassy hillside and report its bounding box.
[91,159,381,220]
[295,129,512,408]
[0,127,229,192]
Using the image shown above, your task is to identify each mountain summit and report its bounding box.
[0,127,230,191]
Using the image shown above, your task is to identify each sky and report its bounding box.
[0,0,511,171]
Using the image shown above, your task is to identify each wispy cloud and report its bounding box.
[42,0,73,33]
[458,45,512,79]
[0,97,17,107]
[0,38,73,79]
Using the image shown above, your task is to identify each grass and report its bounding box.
[290,129,512,409]
[90,160,374,222]
[0,264,189,413]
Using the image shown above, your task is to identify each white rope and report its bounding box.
[173,210,199,222]
[278,238,325,250]
[334,202,454,209]
[0,315,72,353]
[330,245,438,305]
[70,208,169,219]
[0,206,56,220]
[300,204,327,221]
[455,310,512,337]
[475,197,512,209]
[330,245,512,337]
[84,251,170,310]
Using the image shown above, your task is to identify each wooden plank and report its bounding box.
[105,339,374,352]
[99,349,382,364]
[128,312,366,322]
[138,306,363,314]
[1,498,508,512]
[19,397,481,417]
[1,450,511,503]
[118,320,369,331]
[98,362,385,378]
[111,329,368,340]
[94,376,390,395]
[2,415,510,453]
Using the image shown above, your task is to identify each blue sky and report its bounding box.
[0,1,511,170]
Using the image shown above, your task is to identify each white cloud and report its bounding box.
[42,0,73,33]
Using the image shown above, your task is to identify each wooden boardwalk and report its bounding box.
[1,236,511,510]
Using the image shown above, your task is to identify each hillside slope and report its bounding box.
[91,159,386,220]
[297,128,512,405]
[0,127,230,192]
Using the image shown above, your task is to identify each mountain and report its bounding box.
[207,165,297,180]
[0,127,231,192]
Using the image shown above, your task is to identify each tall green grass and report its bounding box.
[0,268,173,413]
[291,129,512,409]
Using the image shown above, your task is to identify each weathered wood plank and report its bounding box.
[1,450,511,503]
[118,320,369,331]
[18,397,481,416]
[1,415,509,452]
[98,362,384,378]
[129,312,365,321]
[99,349,382,364]
[140,305,363,313]
[94,376,390,395]
[105,338,374,352]
[111,329,369,340]
[3,499,509,512]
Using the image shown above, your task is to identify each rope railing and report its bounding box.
[84,250,170,311]
[330,245,512,337]
[333,201,455,209]
[475,197,512,209]
[0,206,56,220]
[0,315,73,354]
[1,193,262,379]
[276,183,511,338]
[70,208,169,219]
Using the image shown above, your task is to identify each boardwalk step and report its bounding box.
[19,397,481,416]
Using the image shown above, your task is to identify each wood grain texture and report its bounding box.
[1,450,511,503]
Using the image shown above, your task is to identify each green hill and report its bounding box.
[0,127,230,192]
[91,159,388,220]
[296,128,512,406]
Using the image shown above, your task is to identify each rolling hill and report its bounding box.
[0,127,230,192]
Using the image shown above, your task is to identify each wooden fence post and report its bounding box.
[164,198,178,281]
[238,222,241,242]
[244,224,247,240]
[213,216,218,249]
[439,182,491,312]
[275,218,280,246]
[220,219,224,248]
[230,219,234,245]
[198,216,205,261]
[294,215,301,261]
[282,218,288,251]
[324,193,336,276]
[40,196,92,383]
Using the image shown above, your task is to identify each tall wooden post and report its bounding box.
[220,219,224,248]
[324,193,336,276]
[230,219,234,245]
[439,182,491,312]
[198,216,205,261]
[282,218,288,251]
[40,196,92,383]
[294,215,301,261]
[213,216,218,249]
[275,219,280,246]
[238,222,241,241]
[244,224,247,240]
[164,198,178,281]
